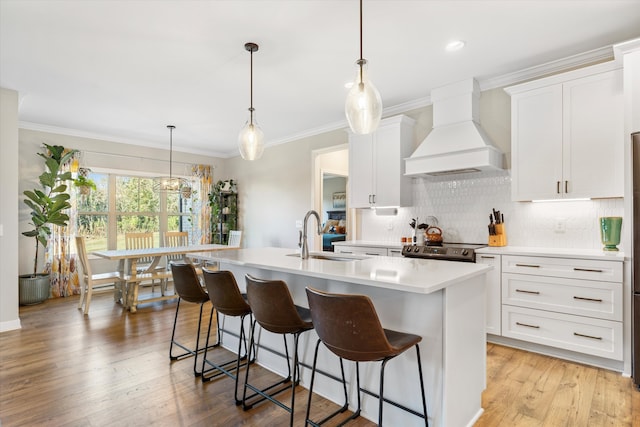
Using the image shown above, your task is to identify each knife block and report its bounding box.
[488,223,507,247]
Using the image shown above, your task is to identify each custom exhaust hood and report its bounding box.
[405,78,505,176]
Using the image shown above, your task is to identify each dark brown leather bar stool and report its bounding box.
[243,274,314,427]
[304,287,428,427]
[169,262,217,376]
[201,269,253,405]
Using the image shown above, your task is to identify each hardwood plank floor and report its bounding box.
[1,292,638,426]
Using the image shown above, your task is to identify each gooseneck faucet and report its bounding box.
[300,210,323,259]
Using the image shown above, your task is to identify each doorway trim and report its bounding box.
[311,144,349,252]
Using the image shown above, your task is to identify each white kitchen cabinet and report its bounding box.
[477,254,501,336]
[348,115,415,208]
[507,64,623,201]
[334,245,387,257]
[502,305,623,361]
[387,248,403,257]
[501,254,623,360]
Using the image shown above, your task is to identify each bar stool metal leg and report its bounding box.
[304,339,349,427]
[201,310,253,405]
[169,300,219,376]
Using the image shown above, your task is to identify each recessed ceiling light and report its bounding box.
[445,40,465,52]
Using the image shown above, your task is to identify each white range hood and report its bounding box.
[405,78,505,176]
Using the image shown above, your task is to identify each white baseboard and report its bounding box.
[0,318,21,333]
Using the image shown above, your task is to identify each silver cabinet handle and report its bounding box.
[565,180,569,193]
[573,267,603,273]
[515,263,540,268]
[557,181,561,194]
[365,252,381,256]
[480,255,495,259]
[516,322,540,329]
[573,296,603,303]
[574,332,602,340]
[340,251,353,254]
[516,289,540,295]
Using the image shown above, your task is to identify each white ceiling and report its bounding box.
[2,0,639,158]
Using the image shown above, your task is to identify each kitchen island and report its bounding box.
[190,247,491,427]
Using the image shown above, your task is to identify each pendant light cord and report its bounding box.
[359,0,364,83]
[168,125,175,180]
[359,0,363,61]
[250,48,254,124]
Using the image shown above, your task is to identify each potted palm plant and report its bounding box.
[20,144,77,304]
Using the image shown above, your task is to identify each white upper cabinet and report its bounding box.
[348,115,415,208]
[506,64,624,201]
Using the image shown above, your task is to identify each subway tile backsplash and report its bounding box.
[359,170,624,250]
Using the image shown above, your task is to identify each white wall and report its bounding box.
[0,88,21,331]
[223,129,348,251]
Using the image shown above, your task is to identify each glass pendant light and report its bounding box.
[345,0,382,135]
[238,42,264,161]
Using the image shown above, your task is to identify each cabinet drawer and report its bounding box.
[502,273,622,321]
[387,248,403,257]
[502,305,622,360]
[335,246,387,256]
[502,255,622,282]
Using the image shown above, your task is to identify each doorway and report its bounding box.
[312,146,349,252]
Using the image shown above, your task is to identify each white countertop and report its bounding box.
[476,245,626,261]
[332,240,403,249]
[190,247,490,295]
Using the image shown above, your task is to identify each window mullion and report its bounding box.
[108,174,117,249]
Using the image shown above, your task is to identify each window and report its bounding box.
[76,171,196,251]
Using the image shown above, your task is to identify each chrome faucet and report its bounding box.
[300,210,322,259]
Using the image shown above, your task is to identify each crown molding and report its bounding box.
[613,37,640,57]
[18,121,227,158]
[479,45,615,91]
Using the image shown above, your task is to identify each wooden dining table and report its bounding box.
[93,244,234,312]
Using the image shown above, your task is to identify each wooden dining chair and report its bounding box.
[164,231,189,264]
[75,236,125,315]
[125,232,165,294]
[227,230,242,248]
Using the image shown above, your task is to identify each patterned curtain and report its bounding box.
[45,150,80,297]
[192,165,213,244]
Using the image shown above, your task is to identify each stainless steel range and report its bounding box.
[401,243,486,263]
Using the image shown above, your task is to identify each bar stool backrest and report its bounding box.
[305,287,396,362]
[203,270,251,316]
[245,275,311,334]
[170,262,208,303]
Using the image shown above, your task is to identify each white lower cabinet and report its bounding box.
[387,248,403,257]
[477,254,502,335]
[501,254,623,361]
[502,305,623,360]
[334,245,388,257]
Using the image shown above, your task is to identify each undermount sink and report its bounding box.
[286,253,363,262]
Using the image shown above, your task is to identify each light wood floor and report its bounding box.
[1,291,639,426]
